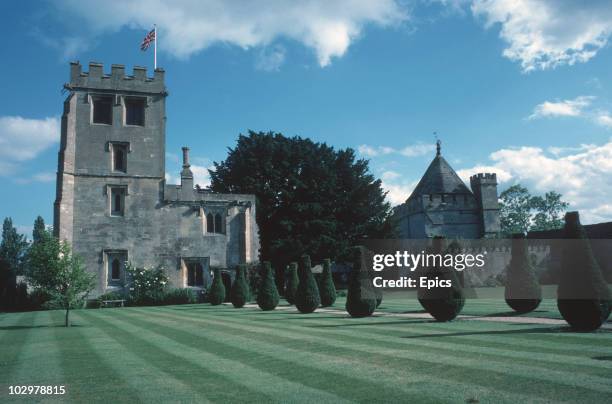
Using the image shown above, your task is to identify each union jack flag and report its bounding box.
[140,28,156,51]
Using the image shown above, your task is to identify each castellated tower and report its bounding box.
[54,62,259,297]
[470,173,501,238]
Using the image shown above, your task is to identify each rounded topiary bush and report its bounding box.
[319,259,337,307]
[295,255,320,313]
[231,264,250,308]
[417,237,465,322]
[557,211,611,331]
[346,246,376,318]
[257,261,280,311]
[505,234,542,313]
[208,268,226,305]
[285,262,299,305]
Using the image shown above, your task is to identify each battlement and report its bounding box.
[469,173,497,186]
[66,61,166,94]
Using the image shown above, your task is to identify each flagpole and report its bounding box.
[154,24,157,70]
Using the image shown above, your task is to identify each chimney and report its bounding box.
[180,147,193,201]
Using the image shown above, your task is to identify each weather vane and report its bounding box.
[434,131,441,156]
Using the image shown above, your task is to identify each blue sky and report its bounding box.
[2,0,612,236]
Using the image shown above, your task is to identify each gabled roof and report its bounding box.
[406,144,472,203]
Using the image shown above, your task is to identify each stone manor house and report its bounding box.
[54,62,260,297]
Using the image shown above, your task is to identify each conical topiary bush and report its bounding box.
[208,268,226,305]
[319,259,337,307]
[557,211,611,331]
[285,262,299,305]
[257,261,280,311]
[417,237,465,322]
[230,264,250,308]
[346,246,377,318]
[505,234,542,313]
[295,254,320,313]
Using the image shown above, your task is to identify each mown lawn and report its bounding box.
[1,293,611,403]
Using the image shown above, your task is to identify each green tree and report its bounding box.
[417,237,465,322]
[530,191,569,231]
[230,264,250,308]
[257,261,279,311]
[295,254,320,313]
[32,216,46,244]
[499,185,533,235]
[26,230,95,326]
[504,234,542,313]
[0,217,28,308]
[209,268,226,306]
[209,131,395,280]
[284,262,299,305]
[345,246,376,318]
[557,212,611,331]
[319,258,337,307]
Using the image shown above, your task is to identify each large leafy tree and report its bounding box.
[209,131,394,273]
[0,217,28,308]
[499,185,569,235]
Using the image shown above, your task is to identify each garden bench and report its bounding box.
[100,299,125,308]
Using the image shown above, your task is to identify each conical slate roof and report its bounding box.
[407,143,472,202]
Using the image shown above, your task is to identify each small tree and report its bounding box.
[346,246,376,317]
[295,255,321,313]
[505,234,542,313]
[27,230,95,327]
[125,262,168,305]
[209,268,226,306]
[319,259,337,307]
[230,264,250,308]
[417,237,465,322]
[557,212,611,331]
[284,262,299,305]
[257,261,279,310]
[32,216,46,244]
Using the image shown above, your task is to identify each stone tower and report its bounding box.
[392,142,500,239]
[53,62,259,297]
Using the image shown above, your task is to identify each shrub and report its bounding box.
[246,263,261,300]
[257,261,279,311]
[163,288,197,305]
[417,237,465,322]
[14,282,29,310]
[209,268,226,306]
[284,262,299,305]
[319,259,337,307]
[505,234,542,313]
[295,255,321,313]
[557,212,612,331]
[346,246,376,318]
[231,264,250,308]
[126,263,168,306]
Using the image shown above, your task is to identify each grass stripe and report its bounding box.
[79,310,351,404]
[119,307,579,404]
[144,306,612,398]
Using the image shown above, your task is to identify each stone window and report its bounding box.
[105,250,127,286]
[187,262,204,287]
[205,212,224,234]
[206,213,214,233]
[111,143,128,173]
[124,97,145,126]
[215,213,222,234]
[92,95,113,125]
[109,186,126,217]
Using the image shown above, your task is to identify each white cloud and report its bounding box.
[596,112,612,128]
[528,96,595,119]
[471,0,612,72]
[0,116,60,176]
[459,141,612,224]
[381,170,400,181]
[382,180,418,206]
[55,0,407,67]
[255,45,287,72]
[358,143,433,158]
[191,164,214,188]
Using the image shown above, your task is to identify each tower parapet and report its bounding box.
[67,61,166,94]
[470,173,501,237]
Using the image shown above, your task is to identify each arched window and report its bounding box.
[114,148,125,171]
[215,214,222,234]
[114,193,122,213]
[111,258,121,280]
[207,213,214,233]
